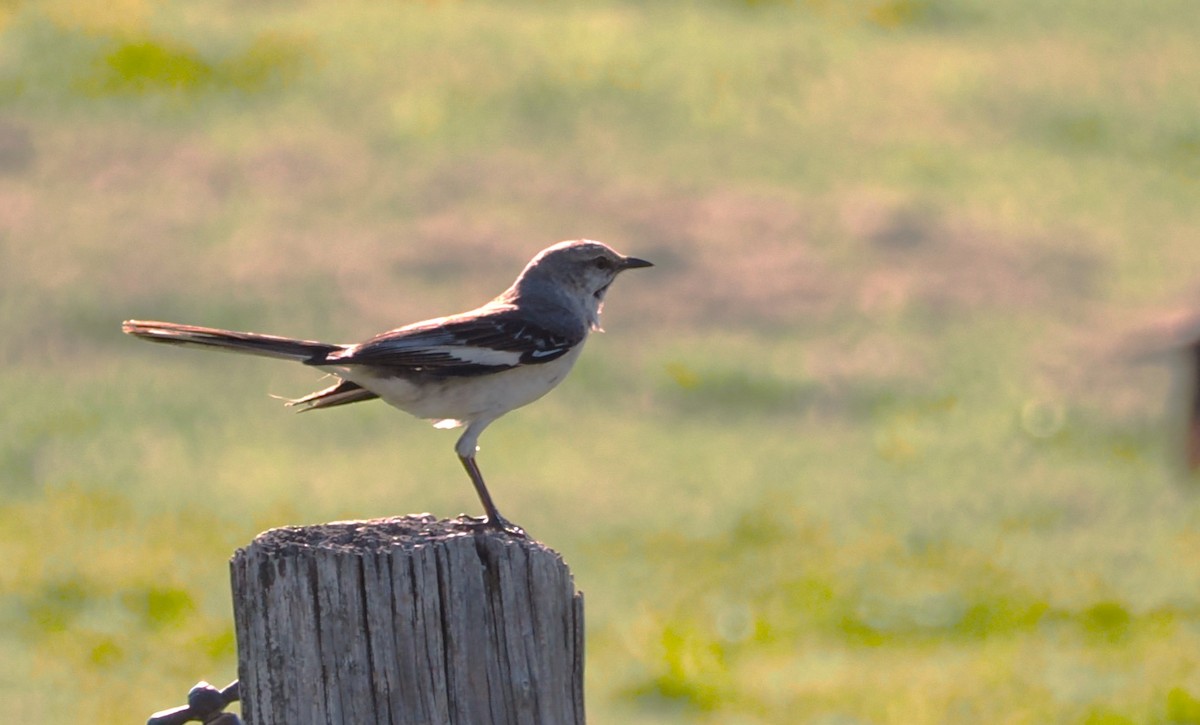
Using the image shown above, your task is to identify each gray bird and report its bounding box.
[123,239,652,531]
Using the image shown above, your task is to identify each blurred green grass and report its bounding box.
[3,0,1200,722]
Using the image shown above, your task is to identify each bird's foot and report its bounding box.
[455,513,527,538]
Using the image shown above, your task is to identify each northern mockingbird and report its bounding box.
[123,239,652,531]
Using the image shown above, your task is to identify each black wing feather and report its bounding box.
[313,309,582,377]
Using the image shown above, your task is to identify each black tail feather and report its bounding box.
[122,320,341,362]
[280,379,380,412]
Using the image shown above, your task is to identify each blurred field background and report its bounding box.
[3,0,1200,722]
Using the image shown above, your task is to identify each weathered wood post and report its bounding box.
[229,514,585,725]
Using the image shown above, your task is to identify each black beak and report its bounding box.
[621,256,654,270]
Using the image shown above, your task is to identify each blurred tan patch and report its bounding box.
[0,119,34,174]
[40,0,158,35]
[837,188,1101,316]
[0,183,33,233]
[805,331,929,387]
[393,162,1104,332]
[9,134,1104,353]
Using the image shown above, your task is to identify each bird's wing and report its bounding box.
[317,309,584,377]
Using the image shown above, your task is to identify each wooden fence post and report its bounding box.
[229,515,585,725]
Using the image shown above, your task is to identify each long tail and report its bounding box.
[122,320,342,362]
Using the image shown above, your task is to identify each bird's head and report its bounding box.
[513,239,653,329]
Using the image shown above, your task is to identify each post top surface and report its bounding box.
[239,514,548,556]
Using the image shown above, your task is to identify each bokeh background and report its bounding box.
[4,0,1200,722]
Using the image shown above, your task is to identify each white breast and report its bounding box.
[322,343,586,425]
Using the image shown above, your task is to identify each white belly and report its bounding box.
[321,343,584,424]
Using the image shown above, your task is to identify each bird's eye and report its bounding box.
[592,256,614,270]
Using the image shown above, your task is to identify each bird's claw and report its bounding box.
[456,513,527,537]
[495,519,527,537]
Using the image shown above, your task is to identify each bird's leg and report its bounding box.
[454,420,524,535]
[458,454,523,535]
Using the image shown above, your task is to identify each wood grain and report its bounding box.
[231,515,584,725]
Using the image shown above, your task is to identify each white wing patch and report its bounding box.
[432,345,524,367]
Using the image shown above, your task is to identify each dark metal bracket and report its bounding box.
[147,680,241,725]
